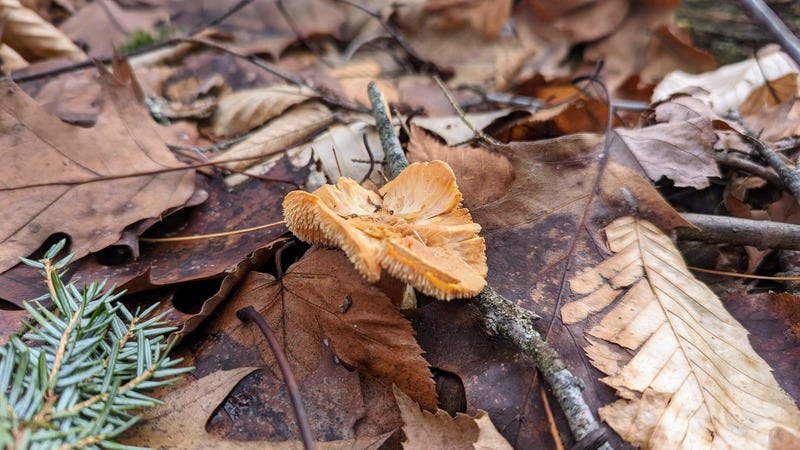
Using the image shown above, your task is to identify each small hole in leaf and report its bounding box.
[95,245,134,266]
[172,278,225,314]
[432,368,466,416]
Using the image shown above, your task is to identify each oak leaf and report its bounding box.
[563,216,800,449]
[0,66,195,274]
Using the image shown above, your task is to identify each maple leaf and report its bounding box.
[0,65,195,274]
[562,216,800,449]
[206,247,438,411]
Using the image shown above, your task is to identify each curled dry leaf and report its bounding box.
[614,95,719,189]
[653,45,798,114]
[283,160,487,300]
[0,0,85,61]
[562,216,800,449]
[203,84,318,138]
[393,385,512,450]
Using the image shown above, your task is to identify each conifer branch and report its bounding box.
[0,240,192,450]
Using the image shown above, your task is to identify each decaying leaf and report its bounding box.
[563,216,800,449]
[0,0,85,61]
[211,102,334,172]
[653,45,798,114]
[121,367,390,449]
[283,160,487,300]
[203,84,318,138]
[206,247,438,411]
[393,386,512,450]
[0,66,195,274]
[614,95,719,189]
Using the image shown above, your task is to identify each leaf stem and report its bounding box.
[236,306,315,450]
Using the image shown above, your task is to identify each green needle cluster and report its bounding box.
[0,240,191,449]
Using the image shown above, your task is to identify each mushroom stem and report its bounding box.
[368,81,408,178]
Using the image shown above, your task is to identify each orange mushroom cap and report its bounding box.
[282,160,487,300]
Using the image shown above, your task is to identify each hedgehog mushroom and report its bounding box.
[282,160,487,300]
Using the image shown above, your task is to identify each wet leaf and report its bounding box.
[0,65,195,275]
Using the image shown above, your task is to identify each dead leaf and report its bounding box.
[563,216,800,449]
[0,65,195,275]
[654,45,798,114]
[203,84,318,138]
[210,102,334,172]
[407,125,513,209]
[411,110,512,145]
[1,0,85,61]
[393,386,512,450]
[205,247,438,411]
[121,366,390,449]
[614,95,719,189]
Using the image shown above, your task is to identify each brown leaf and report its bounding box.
[563,216,800,448]
[614,96,719,188]
[202,84,318,138]
[0,0,85,61]
[393,386,512,450]
[210,102,334,172]
[407,125,513,209]
[207,247,438,411]
[121,366,390,449]
[0,65,195,275]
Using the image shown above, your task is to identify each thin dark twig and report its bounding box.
[274,240,294,279]
[179,37,365,113]
[432,74,500,145]
[333,0,444,76]
[714,152,782,186]
[236,306,315,450]
[7,0,256,84]
[0,151,305,191]
[359,133,376,184]
[746,134,800,204]
[738,0,800,67]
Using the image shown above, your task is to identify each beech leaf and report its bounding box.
[0,66,195,274]
[563,216,800,449]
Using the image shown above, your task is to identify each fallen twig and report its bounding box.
[236,306,315,450]
[367,81,407,177]
[714,152,782,186]
[678,213,800,250]
[746,135,800,204]
[6,0,256,84]
[432,74,501,145]
[739,0,800,67]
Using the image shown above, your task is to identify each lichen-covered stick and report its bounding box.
[365,83,611,449]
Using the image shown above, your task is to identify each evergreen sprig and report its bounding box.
[0,240,191,449]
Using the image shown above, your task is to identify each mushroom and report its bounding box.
[282,160,487,300]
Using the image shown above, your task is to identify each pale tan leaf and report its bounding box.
[563,216,800,449]
[653,45,798,114]
[410,110,511,145]
[210,102,334,171]
[0,42,26,70]
[0,0,85,61]
[204,84,318,138]
[299,121,385,184]
[122,367,389,449]
[473,412,513,450]
[393,386,511,450]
